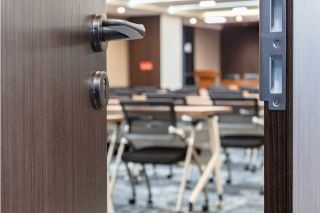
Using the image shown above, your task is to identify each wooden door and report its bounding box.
[1,0,107,212]
[264,0,293,212]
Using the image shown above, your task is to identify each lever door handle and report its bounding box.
[91,14,146,52]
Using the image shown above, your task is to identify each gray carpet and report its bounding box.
[110,148,264,213]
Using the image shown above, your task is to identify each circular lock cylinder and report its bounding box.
[90,71,109,110]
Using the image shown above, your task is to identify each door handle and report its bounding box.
[260,0,286,110]
[90,14,146,52]
[90,71,109,110]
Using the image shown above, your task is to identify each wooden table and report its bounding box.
[107,104,231,118]
[107,104,232,211]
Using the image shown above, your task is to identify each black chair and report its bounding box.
[240,86,260,94]
[109,87,133,100]
[146,93,187,105]
[209,90,259,116]
[224,73,241,80]
[172,86,199,96]
[119,100,208,208]
[243,73,259,80]
[133,86,158,94]
[209,90,264,185]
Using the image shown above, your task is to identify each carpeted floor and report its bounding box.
[110,148,264,213]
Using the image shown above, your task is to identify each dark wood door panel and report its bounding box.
[265,0,293,212]
[1,0,107,212]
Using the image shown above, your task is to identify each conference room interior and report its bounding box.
[106,1,263,212]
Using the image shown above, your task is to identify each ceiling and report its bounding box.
[107,0,260,26]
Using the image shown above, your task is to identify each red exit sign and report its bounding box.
[139,60,154,72]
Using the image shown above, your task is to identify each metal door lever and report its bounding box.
[90,14,146,52]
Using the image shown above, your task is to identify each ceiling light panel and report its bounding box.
[203,8,259,18]
[167,0,259,12]
[199,1,216,8]
[204,16,227,24]
[128,0,188,5]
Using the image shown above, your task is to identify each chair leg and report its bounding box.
[244,148,252,170]
[125,162,137,205]
[192,150,209,212]
[141,165,153,206]
[176,142,193,212]
[167,165,174,179]
[251,148,258,173]
[224,148,232,185]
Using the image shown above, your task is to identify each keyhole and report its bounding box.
[103,78,107,99]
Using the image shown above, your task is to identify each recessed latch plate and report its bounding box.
[260,0,287,110]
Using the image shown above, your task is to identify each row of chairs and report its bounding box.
[108,86,264,210]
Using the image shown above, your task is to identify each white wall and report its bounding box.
[160,15,183,90]
[194,28,221,71]
[294,0,320,212]
[106,41,129,87]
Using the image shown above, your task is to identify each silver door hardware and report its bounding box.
[90,71,109,110]
[90,14,146,52]
[260,0,286,110]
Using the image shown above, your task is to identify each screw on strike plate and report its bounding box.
[273,98,281,107]
[273,40,281,48]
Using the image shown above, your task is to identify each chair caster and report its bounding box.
[128,198,136,205]
[244,165,250,171]
[167,174,173,179]
[188,202,193,212]
[209,177,214,183]
[226,179,232,185]
[147,199,153,207]
[202,204,209,212]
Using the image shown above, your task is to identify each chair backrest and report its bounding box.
[208,87,240,94]
[240,86,260,94]
[173,86,199,96]
[146,93,186,105]
[109,87,133,99]
[243,73,259,80]
[224,73,241,80]
[120,100,177,135]
[133,86,158,94]
[209,90,259,116]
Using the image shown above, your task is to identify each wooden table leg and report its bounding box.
[188,116,224,210]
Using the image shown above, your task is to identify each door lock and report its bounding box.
[90,14,146,52]
[260,0,287,110]
[90,71,109,110]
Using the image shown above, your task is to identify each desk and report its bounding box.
[107,104,232,212]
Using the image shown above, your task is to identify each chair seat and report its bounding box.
[221,135,264,148]
[122,147,187,164]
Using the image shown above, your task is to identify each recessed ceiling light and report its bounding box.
[199,0,216,8]
[189,18,198,25]
[117,7,126,14]
[204,16,227,24]
[235,15,244,22]
[232,7,248,13]
[168,6,176,14]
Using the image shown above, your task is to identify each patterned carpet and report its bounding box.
[110,148,264,213]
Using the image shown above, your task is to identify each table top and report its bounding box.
[107,104,232,119]
[106,114,124,123]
